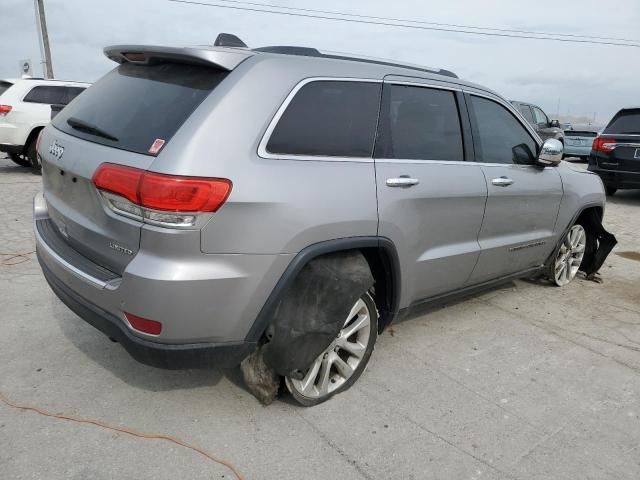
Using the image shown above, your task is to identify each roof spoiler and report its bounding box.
[104,45,253,71]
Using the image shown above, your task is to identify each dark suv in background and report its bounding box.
[589,107,640,195]
[512,100,564,144]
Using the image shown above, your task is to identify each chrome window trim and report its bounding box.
[257,77,382,163]
[383,79,462,92]
[374,158,549,169]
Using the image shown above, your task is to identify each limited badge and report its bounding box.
[148,138,166,155]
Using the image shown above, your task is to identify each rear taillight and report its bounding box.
[0,105,12,116]
[592,136,616,153]
[92,163,232,227]
[125,312,162,335]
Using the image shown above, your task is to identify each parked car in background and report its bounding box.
[34,40,610,406]
[0,78,89,169]
[589,107,640,195]
[511,100,565,144]
[563,124,602,160]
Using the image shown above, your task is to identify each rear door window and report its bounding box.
[52,62,227,155]
[266,81,381,157]
[605,109,640,134]
[470,95,538,165]
[23,85,66,104]
[375,84,464,161]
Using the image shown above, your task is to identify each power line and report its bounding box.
[168,0,640,48]
[204,0,640,44]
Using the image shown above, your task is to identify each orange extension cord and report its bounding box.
[0,251,35,266]
[0,392,245,480]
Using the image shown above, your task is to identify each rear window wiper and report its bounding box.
[66,117,119,142]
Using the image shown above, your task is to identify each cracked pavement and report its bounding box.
[1,154,639,479]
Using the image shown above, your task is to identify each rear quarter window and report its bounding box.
[266,80,381,157]
[23,85,67,104]
[52,62,227,155]
[0,81,13,97]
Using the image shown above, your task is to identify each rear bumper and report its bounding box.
[588,165,640,189]
[39,256,254,369]
[563,144,591,157]
[33,191,290,369]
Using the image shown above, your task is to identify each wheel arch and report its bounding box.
[244,236,402,342]
[24,125,45,152]
[545,202,605,271]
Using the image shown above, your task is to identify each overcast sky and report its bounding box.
[1,0,638,123]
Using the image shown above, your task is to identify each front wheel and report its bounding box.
[285,292,378,407]
[548,224,587,286]
[605,186,617,196]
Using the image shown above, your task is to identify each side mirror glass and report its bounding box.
[550,119,561,128]
[537,138,563,167]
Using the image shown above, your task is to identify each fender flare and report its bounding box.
[244,236,401,342]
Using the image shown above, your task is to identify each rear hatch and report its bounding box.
[594,109,640,172]
[42,54,231,275]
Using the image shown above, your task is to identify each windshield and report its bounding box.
[52,62,227,155]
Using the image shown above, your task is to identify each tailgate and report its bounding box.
[40,127,154,274]
[40,56,231,275]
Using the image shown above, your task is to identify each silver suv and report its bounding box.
[34,40,613,406]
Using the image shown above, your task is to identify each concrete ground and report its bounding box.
[1,153,639,480]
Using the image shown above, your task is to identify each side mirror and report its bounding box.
[537,138,563,167]
[550,119,561,128]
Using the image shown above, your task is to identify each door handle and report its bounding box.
[491,176,514,187]
[386,176,420,188]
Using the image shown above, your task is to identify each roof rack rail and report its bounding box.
[206,33,458,78]
[253,45,458,79]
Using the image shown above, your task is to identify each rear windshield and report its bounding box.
[605,109,640,134]
[52,62,227,155]
[0,81,13,96]
[564,130,598,137]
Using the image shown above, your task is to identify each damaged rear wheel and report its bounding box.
[285,292,378,407]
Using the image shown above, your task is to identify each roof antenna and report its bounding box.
[214,33,248,48]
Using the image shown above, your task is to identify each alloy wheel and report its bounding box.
[553,224,586,286]
[285,295,374,401]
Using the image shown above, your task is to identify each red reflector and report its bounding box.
[92,163,232,213]
[125,312,162,335]
[592,136,616,153]
[0,105,12,116]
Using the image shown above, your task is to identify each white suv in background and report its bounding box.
[0,78,89,170]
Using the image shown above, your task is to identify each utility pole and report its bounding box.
[34,0,54,78]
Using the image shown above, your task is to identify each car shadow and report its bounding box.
[0,164,36,176]
[393,279,530,325]
[606,189,640,206]
[55,305,227,391]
